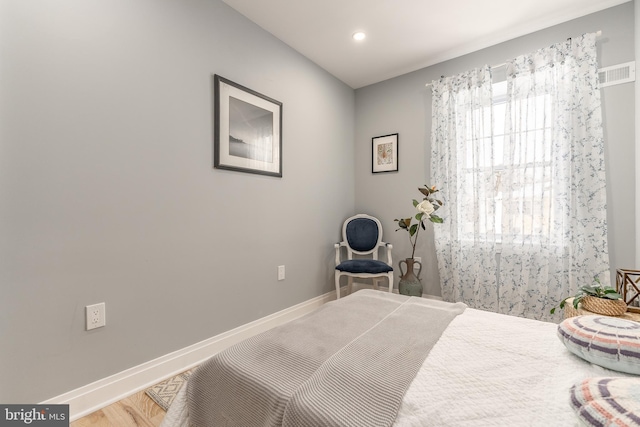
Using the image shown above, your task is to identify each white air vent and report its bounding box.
[598,61,635,88]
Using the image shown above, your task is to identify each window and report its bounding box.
[457,80,558,245]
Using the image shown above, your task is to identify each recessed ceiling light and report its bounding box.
[352,32,366,41]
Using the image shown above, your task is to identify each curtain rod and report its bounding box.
[424,30,602,88]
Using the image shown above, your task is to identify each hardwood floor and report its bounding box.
[70,388,166,427]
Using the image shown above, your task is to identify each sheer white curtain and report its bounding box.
[499,33,609,320]
[430,66,502,313]
[431,33,609,321]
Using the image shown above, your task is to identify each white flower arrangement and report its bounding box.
[394,185,444,259]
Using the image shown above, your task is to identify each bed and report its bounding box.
[160,289,638,427]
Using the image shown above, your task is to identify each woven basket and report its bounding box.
[564,303,580,319]
[581,296,628,316]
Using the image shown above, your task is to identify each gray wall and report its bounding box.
[0,0,355,403]
[355,3,635,297]
[636,0,640,266]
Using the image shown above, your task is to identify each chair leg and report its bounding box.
[335,271,341,299]
[347,277,353,296]
[372,278,379,291]
[388,272,394,293]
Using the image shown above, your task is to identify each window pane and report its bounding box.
[457,81,557,246]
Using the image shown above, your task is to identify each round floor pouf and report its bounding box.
[557,315,640,375]
[571,377,640,427]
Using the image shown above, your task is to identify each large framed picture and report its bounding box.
[214,75,283,177]
[372,133,398,173]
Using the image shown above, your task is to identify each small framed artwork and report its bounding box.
[372,133,398,173]
[214,75,283,177]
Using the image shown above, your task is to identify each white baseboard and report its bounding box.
[42,290,336,421]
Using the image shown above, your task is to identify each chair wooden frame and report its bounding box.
[334,214,393,298]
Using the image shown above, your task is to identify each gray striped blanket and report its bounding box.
[187,290,466,427]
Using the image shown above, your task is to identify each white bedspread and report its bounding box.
[162,306,631,427]
[394,308,631,426]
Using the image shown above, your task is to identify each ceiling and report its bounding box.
[221,0,630,89]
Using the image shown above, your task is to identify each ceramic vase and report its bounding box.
[398,258,423,296]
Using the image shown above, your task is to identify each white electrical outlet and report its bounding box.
[278,265,285,281]
[86,302,106,330]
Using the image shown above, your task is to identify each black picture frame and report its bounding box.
[372,133,399,173]
[214,75,283,177]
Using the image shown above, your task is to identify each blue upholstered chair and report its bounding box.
[334,214,393,298]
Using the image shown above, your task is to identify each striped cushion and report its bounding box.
[557,315,640,375]
[570,377,640,427]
